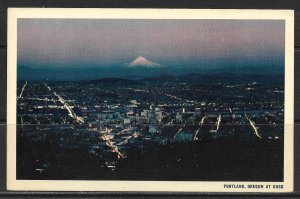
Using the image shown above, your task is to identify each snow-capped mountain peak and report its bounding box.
[127,56,165,67]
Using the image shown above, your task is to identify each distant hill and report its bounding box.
[89,78,143,85]
[140,72,284,84]
[18,62,284,82]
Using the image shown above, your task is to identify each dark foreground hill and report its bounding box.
[116,139,283,181]
[17,129,283,181]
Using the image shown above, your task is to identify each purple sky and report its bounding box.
[18,19,285,68]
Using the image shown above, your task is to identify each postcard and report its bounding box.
[7,8,294,192]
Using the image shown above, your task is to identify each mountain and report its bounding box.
[127,56,165,68]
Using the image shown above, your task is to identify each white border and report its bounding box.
[7,8,294,192]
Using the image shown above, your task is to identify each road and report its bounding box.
[165,93,183,101]
[163,93,197,104]
[117,127,132,135]
[44,82,84,124]
[97,128,140,159]
[18,81,28,100]
[27,97,57,103]
[116,131,140,146]
[246,115,262,139]
[193,116,207,140]
[101,133,125,159]
[163,118,174,128]
[216,114,222,131]
[174,125,185,139]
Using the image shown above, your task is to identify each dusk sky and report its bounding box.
[17,19,285,80]
[18,19,284,66]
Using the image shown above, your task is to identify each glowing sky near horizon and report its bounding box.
[17,19,284,68]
